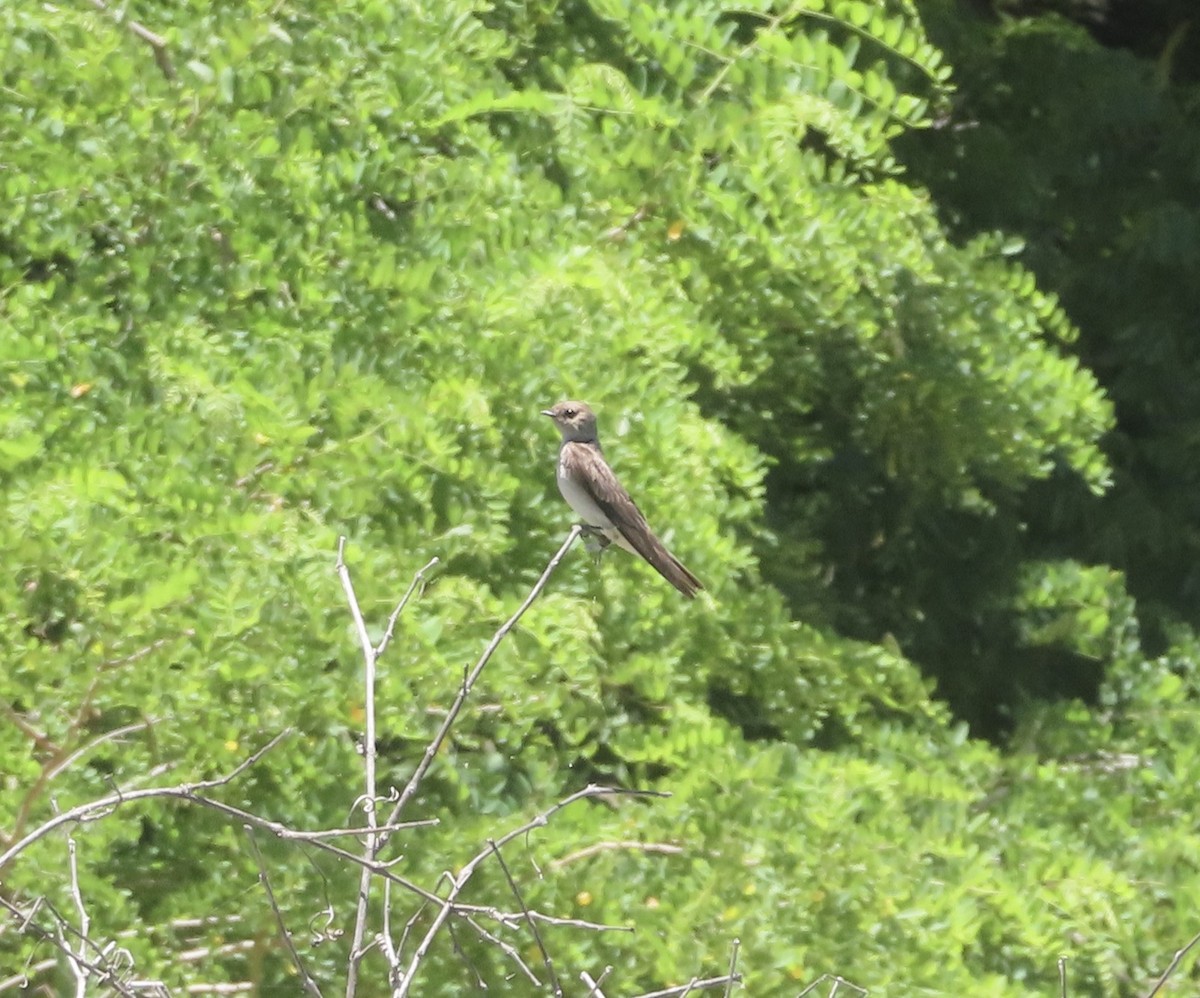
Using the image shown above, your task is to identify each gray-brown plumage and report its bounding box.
[541,401,703,599]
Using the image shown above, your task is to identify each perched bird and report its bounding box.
[541,401,703,599]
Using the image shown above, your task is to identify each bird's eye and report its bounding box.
[563,407,577,418]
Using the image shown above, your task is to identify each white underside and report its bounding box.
[557,454,637,554]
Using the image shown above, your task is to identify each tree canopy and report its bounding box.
[3,0,1198,994]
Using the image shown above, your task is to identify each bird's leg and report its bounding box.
[578,524,611,562]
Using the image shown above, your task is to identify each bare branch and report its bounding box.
[339,545,437,996]
[796,975,866,997]
[0,956,56,993]
[67,835,91,997]
[550,840,684,870]
[382,526,583,838]
[463,915,542,986]
[489,839,561,996]
[245,828,323,998]
[0,895,141,997]
[582,967,613,998]
[452,904,632,934]
[85,0,176,80]
[0,730,291,876]
[392,783,658,996]
[1144,927,1200,998]
[337,534,385,997]
[630,976,743,998]
[377,557,439,657]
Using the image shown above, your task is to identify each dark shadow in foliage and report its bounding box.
[900,3,1200,649]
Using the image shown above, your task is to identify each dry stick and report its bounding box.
[452,903,630,933]
[339,548,438,998]
[0,734,294,995]
[444,916,488,991]
[0,895,140,998]
[0,958,57,993]
[582,966,613,998]
[245,829,323,998]
[85,0,176,80]
[392,783,659,997]
[723,938,740,998]
[377,557,439,658]
[2,802,445,992]
[9,790,438,907]
[66,836,90,998]
[1144,927,1200,998]
[462,915,542,986]
[550,840,684,869]
[367,530,583,986]
[1058,955,1067,998]
[796,976,865,998]
[488,839,561,997]
[382,526,583,840]
[0,730,290,875]
[630,977,741,998]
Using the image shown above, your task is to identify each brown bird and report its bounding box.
[541,401,703,598]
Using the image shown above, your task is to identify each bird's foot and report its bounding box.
[578,524,611,560]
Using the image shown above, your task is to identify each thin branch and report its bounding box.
[489,839,561,996]
[339,545,436,997]
[452,904,632,934]
[392,783,658,996]
[0,895,141,997]
[582,967,613,998]
[463,915,542,986]
[274,819,437,842]
[796,976,866,998]
[46,719,156,783]
[1144,928,1200,998]
[550,840,684,869]
[377,557,439,657]
[245,828,323,998]
[724,939,740,997]
[631,976,742,998]
[337,535,384,998]
[381,526,583,839]
[67,836,90,998]
[0,730,291,875]
[0,957,56,993]
[86,0,176,80]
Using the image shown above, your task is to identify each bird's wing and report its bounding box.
[562,442,703,598]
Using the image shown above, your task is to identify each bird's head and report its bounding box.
[541,400,599,443]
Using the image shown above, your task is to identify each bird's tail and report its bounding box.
[651,544,704,599]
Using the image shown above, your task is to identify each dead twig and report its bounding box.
[338,548,438,997]
[382,526,583,839]
[1144,928,1200,998]
[245,829,323,998]
[550,840,684,870]
[85,0,176,81]
[489,839,560,996]
[392,783,661,996]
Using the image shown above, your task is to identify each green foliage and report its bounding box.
[0,0,1190,995]
[900,4,1200,644]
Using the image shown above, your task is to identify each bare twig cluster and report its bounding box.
[0,529,742,995]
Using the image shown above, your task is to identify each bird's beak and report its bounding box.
[540,409,555,418]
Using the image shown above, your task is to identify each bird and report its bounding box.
[541,401,703,599]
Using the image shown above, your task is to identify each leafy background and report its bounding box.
[2,0,1198,994]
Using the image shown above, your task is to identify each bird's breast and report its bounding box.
[556,456,611,528]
